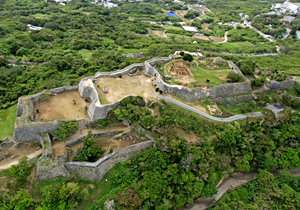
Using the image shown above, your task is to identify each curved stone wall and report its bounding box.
[64,140,154,182]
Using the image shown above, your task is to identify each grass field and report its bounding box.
[190,66,231,86]
[32,13,47,18]
[221,41,255,48]
[163,25,184,30]
[0,105,17,139]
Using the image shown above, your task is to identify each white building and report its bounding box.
[27,24,43,31]
[182,26,197,32]
[282,2,299,14]
[103,2,118,8]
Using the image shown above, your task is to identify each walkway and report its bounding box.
[181,168,300,210]
[151,94,283,122]
[0,150,42,170]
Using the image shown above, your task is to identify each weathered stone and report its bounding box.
[0,138,14,151]
[0,152,12,161]
[64,140,154,182]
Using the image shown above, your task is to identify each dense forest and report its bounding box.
[1,0,300,209]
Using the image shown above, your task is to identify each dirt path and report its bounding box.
[0,150,42,170]
[181,168,300,210]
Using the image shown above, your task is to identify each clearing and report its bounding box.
[174,10,188,20]
[202,23,210,30]
[95,74,156,104]
[164,59,231,87]
[210,36,225,43]
[166,61,196,84]
[0,105,17,139]
[34,90,91,121]
[193,34,210,40]
[152,30,164,37]
[78,50,93,59]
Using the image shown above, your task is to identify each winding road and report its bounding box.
[180,168,300,210]
[151,94,284,122]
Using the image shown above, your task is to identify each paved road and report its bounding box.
[221,31,228,43]
[181,168,300,210]
[239,13,276,42]
[151,94,284,122]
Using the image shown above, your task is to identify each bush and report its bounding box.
[73,131,102,162]
[226,72,243,83]
[55,122,78,141]
[182,54,193,62]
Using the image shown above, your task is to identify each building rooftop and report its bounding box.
[182,26,197,32]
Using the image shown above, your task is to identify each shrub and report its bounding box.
[226,72,243,83]
[73,131,102,162]
[55,122,78,141]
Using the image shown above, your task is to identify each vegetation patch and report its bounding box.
[0,105,17,139]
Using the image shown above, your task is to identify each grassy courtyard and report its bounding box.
[0,105,17,139]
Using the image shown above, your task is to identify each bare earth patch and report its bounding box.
[34,90,91,121]
[202,23,210,30]
[193,35,210,40]
[95,74,156,104]
[167,61,195,84]
[152,30,164,37]
[210,36,225,43]
[0,141,40,168]
[176,128,198,143]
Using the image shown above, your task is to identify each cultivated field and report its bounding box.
[0,105,16,139]
[167,61,196,84]
[152,30,164,37]
[34,90,91,121]
[210,36,225,43]
[95,74,156,104]
[193,34,210,40]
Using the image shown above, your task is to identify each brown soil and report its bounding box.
[34,90,91,121]
[193,35,210,40]
[202,23,210,30]
[176,128,198,143]
[161,9,170,13]
[95,74,156,104]
[174,10,188,20]
[67,131,148,161]
[0,141,41,167]
[153,30,164,37]
[52,140,66,157]
[210,36,225,43]
[154,105,161,120]
[167,61,195,84]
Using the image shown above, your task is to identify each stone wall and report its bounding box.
[266,77,295,90]
[64,140,154,182]
[36,133,70,182]
[145,56,252,102]
[66,131,121,147]
[14,86,78,143]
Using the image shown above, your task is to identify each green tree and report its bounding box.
[55,122,78,141]
[182,54,194,62]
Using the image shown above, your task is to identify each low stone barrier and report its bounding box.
[64,140,154,182]
[66,131,121,147]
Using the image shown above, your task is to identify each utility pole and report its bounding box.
[238,47,241,54]
[254,47,258,54]
[219,45,222,53]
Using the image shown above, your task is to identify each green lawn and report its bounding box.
[0,105,17,139]
[120,48,148,54]
[163,25,184,30]
[191,66,231,86]
[32,13,47,18]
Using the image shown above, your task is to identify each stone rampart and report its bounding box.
[36,133,70,182]
[66,131,121,147]
[64,140,154,182]
[14,86,78,142]
[266,77,295,90]
[145,56,252,102]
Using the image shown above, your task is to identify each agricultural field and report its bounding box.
[164,59,232,87]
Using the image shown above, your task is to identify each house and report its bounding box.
[27,24,43,31]
[182,26,197,32]
[103,2,118,8]
[59,2,65,5]
[282,2,299,14]
[297,30,300,40]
